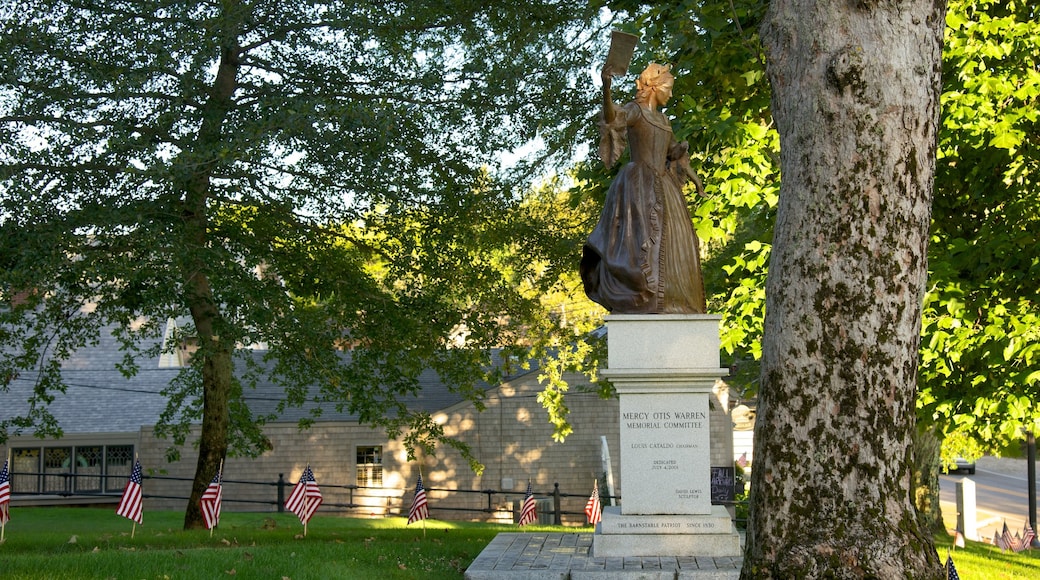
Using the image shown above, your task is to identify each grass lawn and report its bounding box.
[934,532,1040,579]
[0,507,526,579]
[1,508,1038,578]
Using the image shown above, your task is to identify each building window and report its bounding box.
[10,444,134,494]
[11,448,40,493]
[43,447,71,493]
[158,318,198,368]
[74,446,103,492]
[105,445,134,492]
[356,446,383,487]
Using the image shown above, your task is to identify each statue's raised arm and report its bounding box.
[601,64,618,125]
[598,63,628,169]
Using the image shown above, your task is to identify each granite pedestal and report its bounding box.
[593,315,741,558]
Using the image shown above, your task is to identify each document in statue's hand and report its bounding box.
[606,31,638,75]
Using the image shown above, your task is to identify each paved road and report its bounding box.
[939,456,1039,542]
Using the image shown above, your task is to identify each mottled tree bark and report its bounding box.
[742,0,947,577]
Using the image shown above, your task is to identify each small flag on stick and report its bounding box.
[116,459,144,537]
[407,472,429,525]
[585,480,602,526]
[1,455,11,542]
[1014,521,1035,552]
[200,461,223,531]
[285,465,323,533]
[518,481,537,526]
[1001,521,1014,551]
[736,452,748,468]
[945,552,961,580]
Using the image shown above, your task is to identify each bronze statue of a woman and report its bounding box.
[580,62,707,314]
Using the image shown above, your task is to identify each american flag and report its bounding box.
[518,481,537,526]
[584,480,602,525]
[945,553,960,580]
[1015,521,1035,552]
[116,459,144,524]
[0,459,11,525]
[1001,521,1014,551]
[736,452,748,468]
[200,467,223,530]
[407,473,429,525]
[284,466,323,525]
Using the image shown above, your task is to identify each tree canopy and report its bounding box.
[917,0,1040,457]
[0,0,607,527]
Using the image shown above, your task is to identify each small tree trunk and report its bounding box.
[183,361,232,529]
[912,426,946,533]
[178,16,241,530]
[743,0,947,577]
[182,268,233,530]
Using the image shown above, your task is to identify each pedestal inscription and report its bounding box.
[619,391,711,514]
[593,506,742,557]
[598,506,733,535]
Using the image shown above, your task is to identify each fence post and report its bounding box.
[277,473,285,512]
[553,482,562,526]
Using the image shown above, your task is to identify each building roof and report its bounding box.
[2,323,538,436]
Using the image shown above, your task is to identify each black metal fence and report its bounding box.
[8,470,131,498]
[8,470,746,527]
[7,470,620,524]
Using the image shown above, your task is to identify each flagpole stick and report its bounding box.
[303,481,310,538]
[135,453,140,540]
[520,479,530,533]
[1,451,7,542]
[420,468,426,538]
[214,458,224,537]
[0,453,7,544]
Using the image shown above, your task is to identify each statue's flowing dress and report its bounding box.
[580,102,705,314]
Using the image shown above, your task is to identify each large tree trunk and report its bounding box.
[742,0,947,577]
